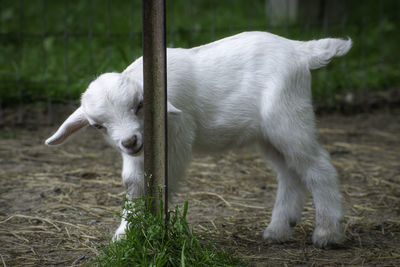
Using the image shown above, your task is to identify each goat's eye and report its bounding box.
[92,124,104,130]
[136,101,143,114]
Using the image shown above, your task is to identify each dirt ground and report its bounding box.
[0,106,399,266]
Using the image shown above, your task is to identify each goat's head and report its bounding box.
[45,72,181,156]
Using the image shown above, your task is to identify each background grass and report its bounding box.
[1,0,399,106]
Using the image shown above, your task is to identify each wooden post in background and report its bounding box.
[142,0,168,216]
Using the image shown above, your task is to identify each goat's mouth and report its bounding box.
[123,143,143,156]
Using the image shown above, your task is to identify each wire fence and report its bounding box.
[1,0,399,125]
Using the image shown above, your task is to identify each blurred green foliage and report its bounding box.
[0,0,399,105]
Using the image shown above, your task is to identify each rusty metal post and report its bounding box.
[142,0,168,216]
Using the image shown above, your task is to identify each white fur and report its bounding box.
[45,31,352,247]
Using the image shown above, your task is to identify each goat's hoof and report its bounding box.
[112,226,127,242]
[263,224,292,243]
[112,232,126,242]
[312,226,344,248]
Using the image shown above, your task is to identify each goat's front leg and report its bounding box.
[113,152,144,241]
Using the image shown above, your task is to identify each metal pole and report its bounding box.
[142,0,168,216]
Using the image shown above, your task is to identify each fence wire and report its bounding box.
[0,0,399,125]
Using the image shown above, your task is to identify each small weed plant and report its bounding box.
[91,197,246,267]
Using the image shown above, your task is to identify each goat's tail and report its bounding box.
[295,37,352,70]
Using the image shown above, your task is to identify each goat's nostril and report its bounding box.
[121,135,137,149]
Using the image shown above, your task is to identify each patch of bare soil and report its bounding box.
[0,107,399,266]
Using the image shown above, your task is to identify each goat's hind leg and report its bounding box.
[266,138,343,246]
[259,104,343,245]
[302,147,344,247]
[261,147,307,242]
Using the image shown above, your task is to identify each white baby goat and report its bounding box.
[46,31,352,247]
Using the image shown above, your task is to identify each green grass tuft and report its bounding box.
[90,197,246,267]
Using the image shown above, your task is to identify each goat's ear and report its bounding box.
[167,101,182,115]
[45,107,88,146]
